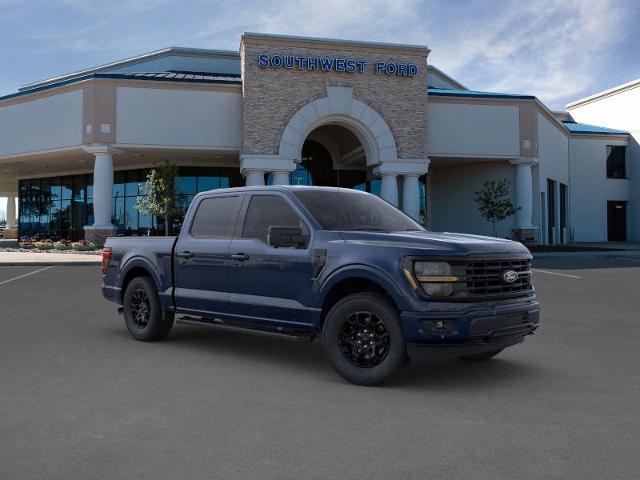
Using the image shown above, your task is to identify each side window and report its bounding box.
[241,195,308,245]
[190,195,242,238]
[606,145,626,179]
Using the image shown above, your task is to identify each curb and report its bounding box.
[532,251,640,258]
[0,261,101,266]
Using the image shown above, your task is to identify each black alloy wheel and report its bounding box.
[129,289,151,328]
[339,311,390,368]
[323,292,406,386]
[122,276,174,341]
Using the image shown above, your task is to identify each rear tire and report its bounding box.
[123,276,173,341]
[459,349,503,362]
[322,292,406,386]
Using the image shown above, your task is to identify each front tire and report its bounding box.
[322,292,406,386]
[123,276,174,341]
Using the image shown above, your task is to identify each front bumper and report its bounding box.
[400,295,540,354]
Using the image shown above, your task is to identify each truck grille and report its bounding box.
[469,311,539,338]
[458,258,533,298]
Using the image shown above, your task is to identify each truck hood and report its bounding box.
[338,230,531,256]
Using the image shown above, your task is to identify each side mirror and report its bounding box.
[268,226,309,248]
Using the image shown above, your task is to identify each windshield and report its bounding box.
[293,189,424,232]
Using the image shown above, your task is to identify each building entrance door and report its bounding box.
[547,179,556,244]
[607,201,627,241]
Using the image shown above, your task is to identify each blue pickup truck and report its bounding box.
[101,186,539,385]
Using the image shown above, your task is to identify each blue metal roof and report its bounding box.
[427,87,536,100]
[0,71,242,103]
[123,71,241,82]
[562,121,628,135]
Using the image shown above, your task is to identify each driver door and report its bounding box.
[226,193,316,329]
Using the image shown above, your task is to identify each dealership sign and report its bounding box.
[257,53,418,77]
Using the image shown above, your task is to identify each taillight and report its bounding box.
[102,247,112,274]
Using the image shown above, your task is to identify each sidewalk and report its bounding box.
[532,250,640,258]
[531,242,640,258]
[0,251,102,266]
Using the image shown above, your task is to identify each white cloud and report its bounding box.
[5,0,634,109]
[188,0,427,46]
[181,0,633,107]
[426,0,630,108]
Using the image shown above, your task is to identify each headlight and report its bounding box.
[412,261,458,296]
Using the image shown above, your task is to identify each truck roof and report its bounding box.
[196,185,371,196]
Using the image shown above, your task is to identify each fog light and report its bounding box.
[422,319,454,333]
[421,282,453,296]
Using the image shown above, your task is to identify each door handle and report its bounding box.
[231,253,249,261]
[177,251,194,259]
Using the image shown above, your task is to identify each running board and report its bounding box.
[175,315,315,343]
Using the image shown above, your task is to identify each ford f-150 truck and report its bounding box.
[102,186,539,385]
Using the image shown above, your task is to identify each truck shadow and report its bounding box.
[161,324,544,390]
[392,356,546,390]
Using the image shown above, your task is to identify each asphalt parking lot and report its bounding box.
[1,258,639,479]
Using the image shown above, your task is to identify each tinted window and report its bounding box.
[242,195,308,244]
[293,189,423,232]
[190,195,242,238]
[607,146,626,179]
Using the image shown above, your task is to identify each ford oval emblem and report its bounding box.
[502,270,519,283]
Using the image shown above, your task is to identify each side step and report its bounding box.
[175,315,315,343]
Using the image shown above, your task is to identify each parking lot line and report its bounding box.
[0,266,52,286]
[531,269,581,279]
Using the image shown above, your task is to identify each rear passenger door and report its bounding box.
[226,194,316,328]
[173,194,243,317]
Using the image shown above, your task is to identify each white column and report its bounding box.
[92,152,114,227]
[271,171,290,185]
[402,175,420,220]
[510,158,537,229]
[380,174,398,206]
[245,170,265,186]
[84,146,118,232]
[6,196,16,229]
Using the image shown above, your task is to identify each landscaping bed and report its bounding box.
[0,238,101,255]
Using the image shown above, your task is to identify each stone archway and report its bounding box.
[240,85,428,218]
[278,86,398,167]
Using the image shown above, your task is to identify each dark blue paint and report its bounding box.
[102,186,539,351]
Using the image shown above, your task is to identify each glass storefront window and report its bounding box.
[125,174,140,197]
[61,178,73,201]
[124,197,139,234]
[18,167,243,240]
[113,171,125,199]
[176,176,197,195]
[197,176,219,192]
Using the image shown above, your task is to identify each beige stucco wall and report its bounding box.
[240,35,429,160]
[427,102,520,157]
[116,86,242,148]
[429,161,517,237]
[0,90,83,157]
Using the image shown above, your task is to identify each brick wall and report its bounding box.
[240,36,429,160]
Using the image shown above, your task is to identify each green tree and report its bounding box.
[135,160,179,235]
[474,179,520,237]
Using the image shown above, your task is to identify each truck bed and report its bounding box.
[103,236,178,309]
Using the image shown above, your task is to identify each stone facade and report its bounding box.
[84,227,116,247]
[512,228,538,244]
[2,228,18,240]
[240,34,429,161]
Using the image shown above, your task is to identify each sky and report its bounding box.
[1,0,640,215]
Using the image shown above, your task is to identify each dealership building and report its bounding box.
[0,33,637,244]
